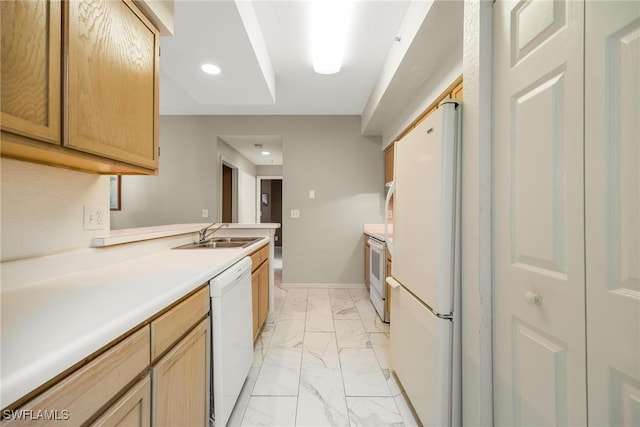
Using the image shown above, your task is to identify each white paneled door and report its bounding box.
[585,1,640,425]
[493,0,586,425]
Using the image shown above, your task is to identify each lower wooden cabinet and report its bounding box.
[1,327,150,427]
[1,286,210,427]
[90,375,151,427]
[252,269,260,336]
[258,261,269,328]
[152,318,209,427]
[250,244,270,340]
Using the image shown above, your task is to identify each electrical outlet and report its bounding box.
[84,206,106,230]
[290,209,300,219]
[202,208,209,218]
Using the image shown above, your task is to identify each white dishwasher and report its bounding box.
[209,257,253,426]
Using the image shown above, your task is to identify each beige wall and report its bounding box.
[256,165,282,176]
[114,115,384,284]
[111,115,219,229]
[1,158,110,261]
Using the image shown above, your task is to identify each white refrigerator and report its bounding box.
[386,101,461,426]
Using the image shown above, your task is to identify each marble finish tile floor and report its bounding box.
[226,266,421,427]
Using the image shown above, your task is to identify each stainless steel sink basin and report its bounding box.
[173,237,263,249]
[208,237,261,243]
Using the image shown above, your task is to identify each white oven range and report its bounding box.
[368,236,389,323]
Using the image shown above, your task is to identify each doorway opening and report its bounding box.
[221,160,238,223]
[259,178,282,246]
[257,176,283,283]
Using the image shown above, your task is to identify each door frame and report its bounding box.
[255,175,282,223]
[461,1,494,425]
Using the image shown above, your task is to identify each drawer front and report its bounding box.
[3,327,150,427]
[250,251,261,272]
[258,245,269,265]
[150,286,209,361]
[250,243,269,272]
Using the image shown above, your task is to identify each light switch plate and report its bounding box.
[290,209,300,219]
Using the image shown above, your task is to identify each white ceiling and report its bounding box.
[158,1,463,165]
[219,134,283,165]
[159,0,411,116]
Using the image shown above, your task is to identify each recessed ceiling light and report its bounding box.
[261,151,270,156]
[201,64,221,75]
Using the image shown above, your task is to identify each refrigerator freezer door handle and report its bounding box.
[384,180,396,257]
[386,276,401,289]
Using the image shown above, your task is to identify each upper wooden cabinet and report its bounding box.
[66,0,158,170]
[394,76,463,144]
[384,144,394,184]
[451,81,463,100]
[0,0,159,175]
[0,0,61,145]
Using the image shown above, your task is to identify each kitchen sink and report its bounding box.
[173,237,263,249]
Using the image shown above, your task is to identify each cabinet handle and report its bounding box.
[525,290,541,305]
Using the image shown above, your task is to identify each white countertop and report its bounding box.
[0,237,268,409]
[363,223,393,242]
[92,223,280,247]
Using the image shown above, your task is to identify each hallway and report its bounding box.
[227,251,420,426]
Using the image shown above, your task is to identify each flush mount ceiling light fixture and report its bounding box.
[310,0,355,75]
[255,144,269,155]
[201,63,221,75]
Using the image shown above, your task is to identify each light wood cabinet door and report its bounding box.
[252,268,260,339]
[451,81,463,100]
[250,244,270,340]
[66,0,159,170]
[152,318,209,427]
[91,375,151,427]
[258,261,270,327]
[0,0,61,144]
[384,144,394,183]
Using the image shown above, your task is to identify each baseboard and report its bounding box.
[280,283,366,290]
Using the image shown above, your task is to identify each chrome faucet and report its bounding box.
[198,222,229,243]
